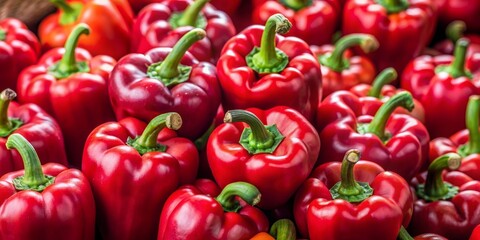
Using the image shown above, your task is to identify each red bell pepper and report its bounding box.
[17,24,116,168]
[400,38,480,138]
[434,21,480,57]
[0,89,68,175]
[251,0,340,46]
[249,219,296,240]
[82,112,199,240]
[158,181,269,239]
[0,18,40,91]
[217,14,321,121]
[109,28,221,140]
[312,33,378,98]
[293,149,413,239]
[0,133,95,240]
[409,153,480,240]
[342,0,437,74]
[207,107,320,209]
[471,225,480,240]
[131,0,236,63]
[39,0,132,60]
[435,0,480,33]
[210,0,241,16]
[316,91,429,181]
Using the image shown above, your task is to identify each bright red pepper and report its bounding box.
[131,0,235,63]
[293,149,413,239]
[434,21,480,58]
[207,107,320,209]
[0,18,40,92]
[217,14,321,121]
[39,0,132,60]
[82,112,199,240]
[158,181,269,239]
[312,34,378,99]
[316,91,429,181]
[17,24,116,168]
[0,134,95,240]
[342,0,437,74]
[401,38,480,138]
[435,0,480,33]
[251,0,340,47]
[109,28,221,140]
[471,225,480,240]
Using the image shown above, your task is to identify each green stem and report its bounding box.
[464,96,480,155]
[368,68,397,98]
[176,0,209,27]
[376,0,410,14]
[0,89,23,137]
[436,38,472,79]
[397,226,414,240]
[279,0,312,11]
[366,92,414,140]
[215,182,261,212]
[0,28,6,41]
[270,219,297,240]
[50,0,82,25]
[6,134,55,192]
[320,34,379,72]
[446,20,466,43]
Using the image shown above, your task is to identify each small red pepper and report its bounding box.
[207,107,320,209]
[434,21,480,57]
[82,112,199,240]
[217,14,321,121]
[0,18,40,91]
[0,133,95,240]
[249,219,296,240]
[435,0,480,33]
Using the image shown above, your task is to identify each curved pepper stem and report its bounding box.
[330,149,374,202]
[416,153,461,201]
[215,182,261,212]
[6,134,55,192]
[367,68,397,99]
[279,0,312,11]
[0,28,5,41]
[459,95,480,156]
[224,110,284,154]
[170,0,209,29]
[436,38,473,79]
[376,0,409,14]
[246,14,291,74]
[397,226,414,240]
[320,34,379,72]
[366,91,414,141]
[50,0,83,25]
[0,89,23,137]
[147,28,206,87]
[446,20,466,43]
[127,112,182,155]
[270,219,297,240]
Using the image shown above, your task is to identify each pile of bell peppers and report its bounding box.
[1,0,480,239]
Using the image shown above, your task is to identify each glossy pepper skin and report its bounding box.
[39,0,132,60]
[0,134,95,240]
[207,107,320,209]
[0,89,68,175]
[342,0,437,74]
[252,0,340,46]
[109,28,221,140]
[401,39,480,138]
[294,149,413,239]
[471,225,480,240]
[217,14,321,121]
[435,0,480,33]
[17,24,116,168]
[0,18,40,92]
[158,181,269,240]
[82,113,199,240]
[132,0,236,63]
[433,21,480,58]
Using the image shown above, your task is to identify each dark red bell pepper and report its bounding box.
[316,91,429,181]
[435,0,480,33]
[109,28,221,140]
[207,107,320,209]
[210,0,241,16]
[400,38,480,138]
[131,0,236,63]
[0,18,40,92]
[312,33,378,98]
[82,112,199,240]
[0,133,95,240]
[217,14,321,121]
[17,24,116,168]
[293,149,413,239]
[158,181,269,239]
[342,0,437,74]
[434,21,480,57]
[251,0,340,46]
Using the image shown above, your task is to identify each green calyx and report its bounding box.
[397,226,414,240]
[246,14,291,74]
[416,153,461,201]
[50,0,83,25]
[127,113,182,155]
[368,68,397,99]
[279,0,312,11]
[375,0,409,14]
[224,110,284,154]
[215,182,261,212]
[0,89,23,137]
[319,34,379,72]
[458,95,480,157]
[0,28,6,41]
[270,219,297,240]
[169,0,208,29]
[330,149,374,202]
[48,23,90,79]
[7,134,55,192]
[146,28,206,87]
[446,20,466,43]
[435,38,473,79]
